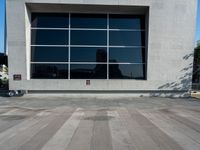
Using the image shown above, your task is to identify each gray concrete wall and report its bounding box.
[6,0,198,97]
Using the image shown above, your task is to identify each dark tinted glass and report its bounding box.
[109,48,145,63]
[31,46,68,62]
[71,30,107,45]
[109,64,145,79]
[71,14,107,29]
[109,31,145,46]
[31,13,69,28]
[71,47,107,62]
[31,64,68,79]
[109,15,145,29]
[31,29,68,45]
[70,64,107,79]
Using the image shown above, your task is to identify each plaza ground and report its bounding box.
[0,95,200,150]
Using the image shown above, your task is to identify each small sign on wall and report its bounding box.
[13,74,22,81]
[86,80,90,85]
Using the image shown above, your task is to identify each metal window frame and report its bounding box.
[31,62,145,65]
[30,13,147,80]
[31,28,145,32]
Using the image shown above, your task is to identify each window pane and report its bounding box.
[31,13,69,28]
[71,30,107,45]
[31,29,68,45]
[109,48,145,63]
[109,64,145,79]
[109,15,145,29]
[31,64,68,79]
[71,14,107,29]
[31,47,68,62]
[110,31,145,46]
[71,47,107,62]
[70,64,107,79]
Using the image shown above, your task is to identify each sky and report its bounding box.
[0,0,200,53]
[0,0,5,53]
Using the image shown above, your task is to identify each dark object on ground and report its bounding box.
[7,90,26,97]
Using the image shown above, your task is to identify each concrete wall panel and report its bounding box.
[6,0,198,96]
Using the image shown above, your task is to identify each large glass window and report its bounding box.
[109,64,145,79]
[31,13,69,28]
[109,48,145,63]
[71,30,107,45]
[31,46,68,62]
[31,13,147,79]
[109,31,145,46]
[31,64,68,79]
[71,14,107,29]
[109,15,145,29]
[71,47,107,62]
[70,64,107,79]
[31,29,68,45]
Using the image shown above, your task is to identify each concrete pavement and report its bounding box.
[0,95,199,150]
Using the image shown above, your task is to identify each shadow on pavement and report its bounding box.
[0,88,9,97]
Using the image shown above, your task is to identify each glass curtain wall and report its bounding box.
[31,13,146,79]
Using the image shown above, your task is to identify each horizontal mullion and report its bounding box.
[70,45,145,48]
[70,62,107,64]
[31,27,145,32]
[31,62,69,64]
[109,46,145,48]
[109,63,146,65]
[70,45,107,48]
[31,28,68,30]
[31,45,68,47]
[109,29,145,31]
[31,62,107,65]
[31,45,145,47]
[71,28,107,31]
[31,45,144,48]
[31,62,146,65]
[31,28,145,31]
[71,28,145,31]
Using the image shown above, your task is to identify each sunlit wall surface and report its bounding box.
[6,0,198,96]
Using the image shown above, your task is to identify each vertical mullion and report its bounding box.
[107,14,109,80]
[68,13,71,80]
[145,15,148,80]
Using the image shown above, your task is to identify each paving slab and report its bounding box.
[0,96,199,150]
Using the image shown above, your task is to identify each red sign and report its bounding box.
[86,80,90,85]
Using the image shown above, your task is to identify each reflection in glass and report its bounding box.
[71,30,107,45]
[31,47,68,62]
[109,48,145,63]
[30,13,147,80]
[71,14,107,29]
[31,13,69,28]
[31,29,68,45]
[71,47,107,62]
[109,64,145,79]
[109,14,145,29]
[31,64,68,79]
[109,31,145,46]
[70,64,107,79]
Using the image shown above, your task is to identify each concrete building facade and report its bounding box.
[6,0,198,97]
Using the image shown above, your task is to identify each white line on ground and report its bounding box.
[41,108,84,150]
